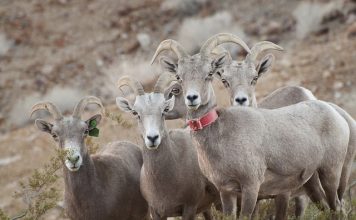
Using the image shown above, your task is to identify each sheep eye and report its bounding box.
[84,129,89,135]
[52,133,58,141]
[206,72,214,80]
[251,77,258,85]
[132,111,140,119]
[222,79,229,87]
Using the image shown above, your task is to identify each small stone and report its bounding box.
[96,59,104,67]
[121,33,128,39]
[136,33,151,50]
[280,58,292,68]
[245,23,260,36]
[321,9,344,24]
[334,91,341,99]
[313,26,329,36]
[41,65,54,75]
[58,0,68,4]
[346,14,356,24]
[333,81,343,90]
[120,38,139,54]
[264,21,282,35]
[346,22,356,39]
[322,71,331,78]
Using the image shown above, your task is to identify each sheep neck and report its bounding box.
[142,129,178,181]
[63,146,98,209]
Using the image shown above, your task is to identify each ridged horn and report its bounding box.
[211,45,232,61]
[153,74,177,93]
[30,102,63,121]
[200,33,251,57]
[150,39,189,64]
[247,41,284,62]
[72,96,105,118]
[117,76,145,96]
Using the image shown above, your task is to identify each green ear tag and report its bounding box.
[89,128,99,137]
[90,120,97,128]
[88,119,99,137]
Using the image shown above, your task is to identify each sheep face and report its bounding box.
[163,82,187,120]
[35,114,101,171]
[217,54,275,107]
[160,53,227,111]
[116,93,175,150]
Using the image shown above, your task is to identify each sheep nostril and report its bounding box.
[147,135,159,143]
[235,97,247,105]
[186,95,198,102]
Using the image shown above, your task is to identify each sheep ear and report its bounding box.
[159,56,178,74]
[163,96,175,113]
[85,114,102,131]
[256,54,274,77]
[212,52,229,72]
[116,97,134,113]
[35,119,53,134]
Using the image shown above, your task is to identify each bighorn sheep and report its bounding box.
[159,53,311,219]
[116,76,220,220]
[215,39,356,217]
[151,33,350,219]
[31,96,148,220]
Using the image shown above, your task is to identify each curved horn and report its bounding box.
[211,46,228,56]
[150,39,189,64]
[200,33,251,57]
[211,45,232,61]
[30,102,63,121]
[153,74,177,93]
[247,41,284,62]
[117,76,145,96]
[72,96,105,118]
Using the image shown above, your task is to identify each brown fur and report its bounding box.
[64,141,148,220]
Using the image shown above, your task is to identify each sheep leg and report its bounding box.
[318,168,341,211]
[150,207,166,220]
[202,209,213,220]
[182,205,197,220]
[302,172,329,210]
[338,157,354,202]
[239,184,260,220]
[274,192,290,220]
[294,195,308,218]
[220,191,238,219]
[251,200,259,219]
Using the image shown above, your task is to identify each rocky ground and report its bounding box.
[0,0,355,219]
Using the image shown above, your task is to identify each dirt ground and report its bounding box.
[0,0,355,219]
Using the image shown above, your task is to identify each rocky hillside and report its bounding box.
[0,0,355,219]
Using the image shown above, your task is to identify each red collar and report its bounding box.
[188,109,218,131]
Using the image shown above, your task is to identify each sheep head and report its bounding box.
[151,33,251,112]
[30,96,105,172]
[116,75,176,150]
[216,41,283,107]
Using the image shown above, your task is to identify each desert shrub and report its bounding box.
[0,128,108,220]
[105,111,132,128]
[11,148,66,220]
[0,209,10,220]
